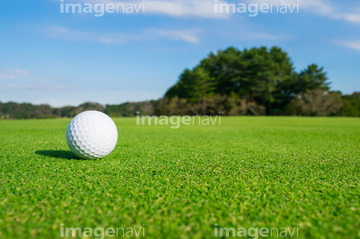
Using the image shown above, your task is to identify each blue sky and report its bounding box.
[0,0,359,107]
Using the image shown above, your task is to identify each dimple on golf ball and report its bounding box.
[66,111,118,159]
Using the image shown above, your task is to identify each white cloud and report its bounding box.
[47,26,201,44]
[245,0,360,24]
[60,0,229,19]
[334,13,360,24]
[294,0,332,16]
[0,68,30,80]
[48,26,130,43]
[334,40,360,51]
[53,0,360,23]
[155,29,201,43]
[245,0,330,15]
[142,0,360,23]
[141,0,228,18]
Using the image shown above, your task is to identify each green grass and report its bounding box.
[0,117,359,239]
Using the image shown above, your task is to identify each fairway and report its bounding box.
[0,117,359,238]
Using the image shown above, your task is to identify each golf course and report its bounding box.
[0,117,359,238]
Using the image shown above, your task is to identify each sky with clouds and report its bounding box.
[0,0,359,106]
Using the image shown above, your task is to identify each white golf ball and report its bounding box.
[66,111,118,159]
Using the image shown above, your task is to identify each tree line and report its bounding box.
[156,46,359,116]
[1,46,359,119]
[0,101,156,120]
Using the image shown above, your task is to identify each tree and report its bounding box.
[338,92,360,117]
[294,64,330,93]
[289,89,342,116]
[165,46,296,114]
[165,67,216,103]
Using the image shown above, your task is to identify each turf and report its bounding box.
[0,117,359,239]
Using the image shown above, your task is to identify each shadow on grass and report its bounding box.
[35,150,83,160]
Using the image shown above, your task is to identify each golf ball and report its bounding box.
[66,111,118,159]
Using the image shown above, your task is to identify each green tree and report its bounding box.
[294,64,330,93]
[165,67,216,103]
[165,46,296,114]
[338,92,360,117]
